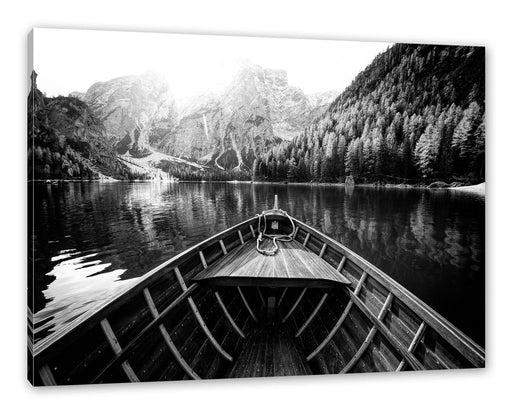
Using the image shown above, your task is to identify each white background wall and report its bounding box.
[1,1,509,413]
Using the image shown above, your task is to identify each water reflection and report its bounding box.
[31,182,484,346]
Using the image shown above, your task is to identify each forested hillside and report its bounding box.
[28,72,143,180]
[252,44,485,184]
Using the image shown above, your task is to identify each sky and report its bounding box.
[32,28,392,99]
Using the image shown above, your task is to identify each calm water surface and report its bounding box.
[30,182,485,346]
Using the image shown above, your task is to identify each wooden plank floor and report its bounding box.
[193,239,351,287]
[227,325,312,378]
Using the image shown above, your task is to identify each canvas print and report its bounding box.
[28,29,485,386]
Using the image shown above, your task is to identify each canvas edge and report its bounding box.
[27,28,36,387]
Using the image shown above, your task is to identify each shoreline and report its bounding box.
[29,178,486,195]
[447,182,485,196]
[247,181,486,194]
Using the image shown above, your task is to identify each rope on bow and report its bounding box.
[255,210,296,256]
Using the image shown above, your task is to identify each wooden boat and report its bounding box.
[28,196,484,386]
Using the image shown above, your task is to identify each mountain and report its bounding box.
[69,91,86,100]
[83,72,177,158]
[253,44,485,184]
[28,71,139,180]
[306,90,339,118]
[82,62,337,172]
[157,61,337,171]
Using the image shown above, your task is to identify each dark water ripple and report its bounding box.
[30,182,484,346]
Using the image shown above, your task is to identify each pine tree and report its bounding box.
[312,148,322,181]
[414,124,440,178]
[345,141,352,176]
[297,157,307,181]
[452,102,482,175]
[474,119,485,178]
[386,123,398,176]
[363,138,375,176]
[304,151,312,181]
[287,158,297,181]
[345,139,362,177]
[373,128,386,176]
[399,134,414,178]
[252,158,259,180]
[337,135,347,179]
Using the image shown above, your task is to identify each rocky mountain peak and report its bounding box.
[264,68,288,88]
[307,90,339,108]
[84,71,176,157]
[229,60,290,94]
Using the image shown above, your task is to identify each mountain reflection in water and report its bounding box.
[30,182,484,346]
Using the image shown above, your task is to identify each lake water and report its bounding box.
[30,182,485,347]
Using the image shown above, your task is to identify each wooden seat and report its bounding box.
[193,239,351,288]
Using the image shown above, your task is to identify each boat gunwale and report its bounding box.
[291,217,485,367]
[31,215,260,362]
